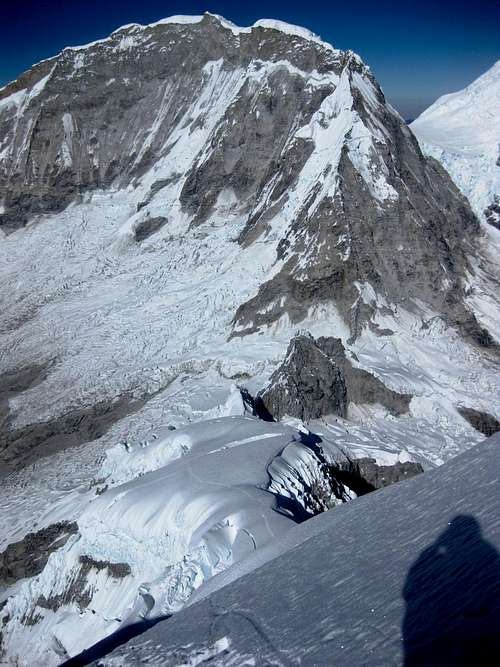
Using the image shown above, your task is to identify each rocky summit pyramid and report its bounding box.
[0,13,490,340]
[0,14,499,666]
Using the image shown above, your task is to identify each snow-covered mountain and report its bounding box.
[411,60,500,228]
[91,433,500,667]
[0,13,499,666]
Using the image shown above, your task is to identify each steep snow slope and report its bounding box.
[0,12,497,479]
[411,60,500,227]
[0,13,499,667]
[0,413,408,665]
[94,434,500,667]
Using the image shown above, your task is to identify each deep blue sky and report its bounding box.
[1,0,499,118]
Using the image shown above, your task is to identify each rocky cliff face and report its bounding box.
[259,333,411,421]
[0,15,342,231]
[0,13,486,345]
[1,14,500,666]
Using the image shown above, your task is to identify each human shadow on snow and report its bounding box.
[403,514,500,666]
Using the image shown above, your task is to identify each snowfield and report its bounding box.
[411,60,500,226]
[0,13,499,667]
[92,433,500,667]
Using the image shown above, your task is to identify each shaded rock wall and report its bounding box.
[259,333,411,421]
[458,407,500,437]
[0,521,78,587]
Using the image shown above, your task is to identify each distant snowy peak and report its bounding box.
[411,60,500,227]
[417,59,500,115]
[0,10,488,349]
[412,59,500,152]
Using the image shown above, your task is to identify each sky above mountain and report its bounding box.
[1,0,499,118]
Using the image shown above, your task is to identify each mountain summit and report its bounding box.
[411,60,500,228]
[0,14,490,346]
[0,14,499,666]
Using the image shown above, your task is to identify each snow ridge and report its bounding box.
[65,12,338,57]
[0,16,499,667]
[411,60,500,225]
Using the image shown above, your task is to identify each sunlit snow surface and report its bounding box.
[97,434,500,667]
[411,60,500,225]
[0,17,500,667]
[0,417,302,663]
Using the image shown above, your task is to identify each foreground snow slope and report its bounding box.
[96,434,500,667]
[0,13,499,667]
[0,417,298,664]
[411,60,500,227]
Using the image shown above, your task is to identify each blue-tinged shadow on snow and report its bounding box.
[403,515,500,666]
[59,615,170,667]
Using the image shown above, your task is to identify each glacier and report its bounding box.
[0,12,499,666]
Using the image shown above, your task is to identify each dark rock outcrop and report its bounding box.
[0,392,150,478]
[260,335,348,421]
[458,407,500,437]
[0,521,78,587]
[259,333,411,421]
[78,555,131,579]
[484,198,500,230]
[339,457,424,493]
[19,555,131,629]
[239,387,275,422]
[134,216,168,242]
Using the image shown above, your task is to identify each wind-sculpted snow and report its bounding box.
[0,417,297,663]
[0,406,431,665]
[411,60,500,228]
[0,13,499,667]
[0,414,409,664]
[93,434,500,667]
